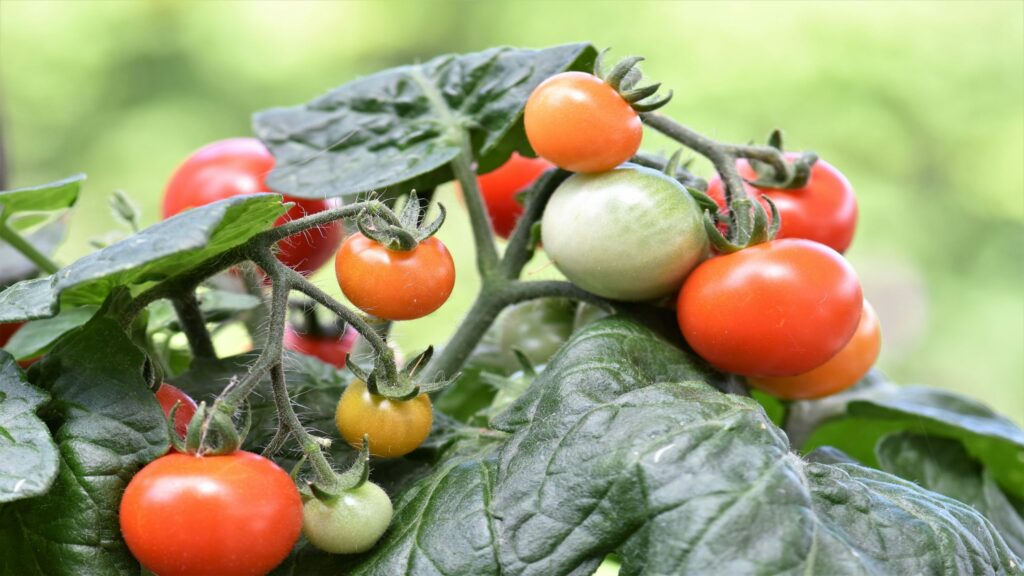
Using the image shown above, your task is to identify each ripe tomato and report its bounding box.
[284,324,359,368]
[335,380,432,458]
[677,239,863,377]
[474,153,553,238]
[334,233,455,321]
[541,164,708,301]
[525,72,641,173]
[162,138,343,274]
[154,383,198,443]
[302,481,393,554]
[748,300,881,399]
[706,155,857,253]
[119,451,302,576]
[0,322,23,347]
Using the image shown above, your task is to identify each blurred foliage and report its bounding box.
[1,1,1021,423]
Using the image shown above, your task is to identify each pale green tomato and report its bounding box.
[541,164,709,301]
[302,482,393,554]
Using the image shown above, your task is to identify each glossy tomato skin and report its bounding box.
[748,301,881,399]
[162,138,342,274]
[284,325,359,368]
[525,72,641,173]
[302,482,393,554]
[476,153,553,238]
[335,380,432,458]
[706,155,857,253]
[154,383,198,443]
[119,451,302,576]
[542,164,709,301]
[677,239,863,377]
[0,322,23,347]
[334,233,455,321]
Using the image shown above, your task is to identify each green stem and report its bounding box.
[498,168,571,279]
[172,291,217,360]
[239,261,270,348]
[269,363,335,486]
[0,220,59,274]
[450,137,500,277]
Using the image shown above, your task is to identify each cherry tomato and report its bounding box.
[335,380,432,458]
[154,383,198,443]
[302,481,393,554]
[748,301,881,400]
[475,153,553,238]
[677,239,863,377]
[0,322,23,347]
[120,451,302,576]
[334,233,455,321]
[706,155,858,253]
[284,324,359,368]
[542,164,708,301]
[525,72,641,173]
[162,138,343,274]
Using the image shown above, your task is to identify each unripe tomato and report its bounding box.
[748,301,881,399]
[302,482,393,554]
[525,72,641,173]
[335,380,432,458]
[162,138,343,275]
[706,155,857,253]
[475,153,553,238]
[542,164,708,301]
[677,239,863,377]
[154,383,198,444]
[119,451,302,576]
[334,233,455,321]
[284,324,359,368]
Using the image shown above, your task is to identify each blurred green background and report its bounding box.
[1,1,1021,423]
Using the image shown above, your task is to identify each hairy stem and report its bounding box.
[172,291,217,359]
[270,363,336,486]
[450,137,500,277]
[0,221,59,274]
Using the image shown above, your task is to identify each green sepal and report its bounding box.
[166,401,187,453]
[594,50,673,113]
[334,436,371,491]
[355,192,447,252]
[703,211,746,254]
[687,187,721,216]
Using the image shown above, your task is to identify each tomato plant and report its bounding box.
[334,233,455,321]
[748,300,881,399]
[474,152,553,238]
[162,138,343,274]
[154,382,197,441]
[677,239,863,376]
[335,380,433,458]
[706,155,858,253]
[302,481,394,554]
[119,451,303,576]
[542,164,708,301]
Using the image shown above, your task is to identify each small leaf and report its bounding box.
[2,306,98,361]
[0,174,84,226]
[0,351,58,503]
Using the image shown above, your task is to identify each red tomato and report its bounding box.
[334,233,455,321]
[162,138,343,275]
[0,322,23,347]
[748,300,881,400]
[706,155,857,253]
[525,72,642,173]
[154,383,198,443]
[677,239,863,377]
[284,324,358,368]
[475,153,553,238]
[120,451,302,576]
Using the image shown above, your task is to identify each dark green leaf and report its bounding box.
[877,432,1024,558]
[0,352,57,503]
[794,373,1024,500]
[253,44,595,201]
[0,314,168,575]
[0,174,84,228]
[3,306,98,361]
[0,194,285,323]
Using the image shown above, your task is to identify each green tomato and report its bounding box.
[541,164,709,301]
[302,482,393,554]
[470,298,576,374]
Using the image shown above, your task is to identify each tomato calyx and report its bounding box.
[347,345,449,401]
[356,191,446,251]
[703,195,781,254]
[169,399,252,456]
[593,48,673,113]
[744,130,819,190]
